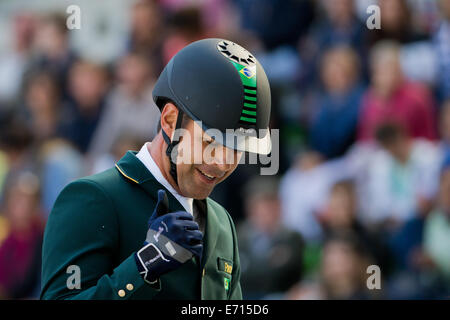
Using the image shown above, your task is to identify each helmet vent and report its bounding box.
[217,40,255,66]
[230,55,239,62]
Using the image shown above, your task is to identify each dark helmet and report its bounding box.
[153,38,272,155]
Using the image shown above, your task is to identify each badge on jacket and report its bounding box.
[224,277,230,291]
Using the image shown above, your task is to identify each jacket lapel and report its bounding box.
[115,151,185,212]
[202,199,219,268]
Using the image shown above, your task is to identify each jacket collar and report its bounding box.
[115,150,220,269]
[115,151,185,213]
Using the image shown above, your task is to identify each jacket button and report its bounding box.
[118,289,126,297]
[126,284,134,291]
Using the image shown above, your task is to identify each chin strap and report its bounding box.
[161,109,184,186]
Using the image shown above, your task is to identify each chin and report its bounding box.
[192,189,212,200]
[181,185,212,200]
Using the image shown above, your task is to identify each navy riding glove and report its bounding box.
[135,189,203,284]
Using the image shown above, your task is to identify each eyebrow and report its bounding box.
[203,135,215,143]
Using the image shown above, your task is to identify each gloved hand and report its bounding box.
[135,189,203,284]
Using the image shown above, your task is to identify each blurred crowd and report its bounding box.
[0,0,449,300]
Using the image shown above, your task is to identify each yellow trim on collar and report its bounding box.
[115,164,139,184]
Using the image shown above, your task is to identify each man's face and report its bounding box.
[372,55,403,98]
[175,120,242,199]
[383,135,410,163]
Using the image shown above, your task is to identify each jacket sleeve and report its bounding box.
[40,179,160,300]
[227,212,242,300]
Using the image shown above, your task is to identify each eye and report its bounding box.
[203,137,214,145]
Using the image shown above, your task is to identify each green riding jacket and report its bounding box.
[40,151,242,300]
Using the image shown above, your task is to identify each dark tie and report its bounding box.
[192,199,206,234]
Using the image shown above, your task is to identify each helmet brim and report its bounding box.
[200,123,272,155]
[231,127,272,155]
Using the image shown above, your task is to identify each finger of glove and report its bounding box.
[151,211,191,229]
[168,228,203,248]
[173,211,194,221]
[185,229,203,243]
[178,219,200,231]
[149,189,169,223]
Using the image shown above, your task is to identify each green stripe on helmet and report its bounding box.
[244,96,257,102]
[230,61,258,125]
[240,116,257,123]
[244,103,257,109]
[242,109,257,116]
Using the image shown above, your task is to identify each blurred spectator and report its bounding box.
[90,134,144,174]
[21,71,63,143]
[287,232,377,300]
[0,116,82,217]
[0,172,43,299]
[7,70,84,216]
[0,13,35,109]
[319,233,375,299]
[162,6,207,64]
[158,0,238,36]
[238,176,304,299]
[28,13,78,99]
[127,0,165,72]
[0,119,35,201]
[299,0,369,88]
[365,123,441,227]
[88,53,160,158]
[59,60,109,153]
[280,152,352,242]
[407,0,440,34]
[367,0,429,48]
[39,139,84,216]
[385,155,450,299]
[434,0,450,101]
[309,46,365,159]
[358,41,437,141]
[318,180,391,271]
[233,0,314,50]
[423,157,450,286]
[399,41,438,86]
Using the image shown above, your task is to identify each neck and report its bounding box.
[397,140,412,164]
[148,134,182,195]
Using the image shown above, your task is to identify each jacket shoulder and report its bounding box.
[62,167,130,198]
[79,167,123,189]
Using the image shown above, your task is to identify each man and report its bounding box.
[424,155,450,285]
[366,122,441,227]
[40,39,272,300]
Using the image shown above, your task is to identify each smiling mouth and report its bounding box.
[196,168,218,183]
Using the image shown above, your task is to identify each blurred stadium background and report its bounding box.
[0,0,449,300]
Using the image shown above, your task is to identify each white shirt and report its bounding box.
[365,139,441,224]
[136,142,194,215]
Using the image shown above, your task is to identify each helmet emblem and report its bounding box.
[217,40,258,126]
[240,66,255,79]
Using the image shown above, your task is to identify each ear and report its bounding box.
[160,102,179,139]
